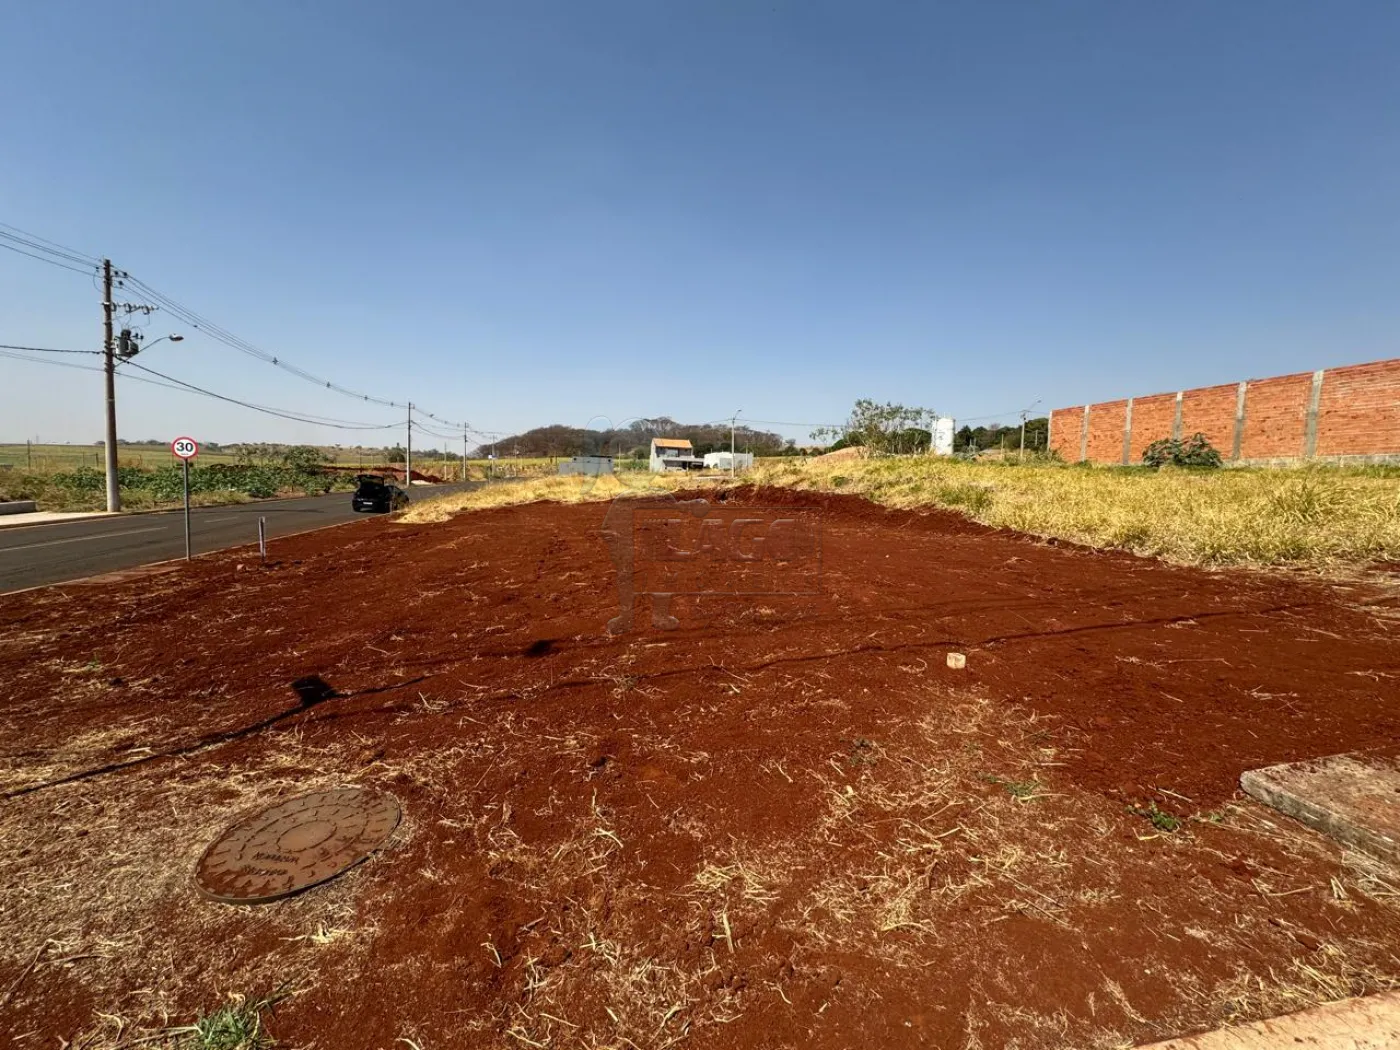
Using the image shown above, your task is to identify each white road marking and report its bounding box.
[0,526,166,553]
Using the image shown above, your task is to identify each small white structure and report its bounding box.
[558,455,614,477]
[649,438,704,472]
[931,416,956,456]
[702,451,754,471]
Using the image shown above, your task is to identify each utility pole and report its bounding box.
[102,259,120,512]
[1018,399,1041,463]
[462,427,468,483]
[730,409,741,478]
[405,402,413,488]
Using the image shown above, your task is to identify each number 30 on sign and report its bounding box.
[171,436,199,460]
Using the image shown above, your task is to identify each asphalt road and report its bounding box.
[0,483,477,594]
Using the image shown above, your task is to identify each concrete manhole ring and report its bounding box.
[195,786,401,905]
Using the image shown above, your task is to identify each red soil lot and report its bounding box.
[1,488,1398,1049]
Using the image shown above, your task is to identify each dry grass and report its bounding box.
[0,727,397,1047]
[400,472,686,524]
[746,457,1400,567]
[401,456,1400,568]
[7,670,1400,1048]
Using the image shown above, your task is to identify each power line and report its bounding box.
[119,360,403,430]
[0,348,107,374]
[0,222,100,266]
[121,274,468,427]
[0,350,100,361]
[737,415,844,429]
[2,346,401,431]
[2,220,473,431]
[0,240,99,276]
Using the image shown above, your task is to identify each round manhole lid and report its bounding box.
[195,786,401,905]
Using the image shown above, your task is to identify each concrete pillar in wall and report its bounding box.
[1080,405,1090,463]
[1303,370,1326,459]
[1172,391,1184,440]
[1122,398,1134,465]
[1231,381,1248,461]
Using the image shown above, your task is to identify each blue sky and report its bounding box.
[3,1,1397,450]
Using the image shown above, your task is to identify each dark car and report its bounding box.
[352,475,409,513]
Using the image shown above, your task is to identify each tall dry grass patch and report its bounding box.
[400,472,684,523]
[748,457,1400,567]
[403,457,1400,567]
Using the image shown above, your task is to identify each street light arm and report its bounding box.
[123,333,185,359]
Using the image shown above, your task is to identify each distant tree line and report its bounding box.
[469,419,798,460]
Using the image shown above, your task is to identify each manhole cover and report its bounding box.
[195,786,401,905]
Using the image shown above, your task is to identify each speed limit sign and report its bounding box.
[171,436,199,460]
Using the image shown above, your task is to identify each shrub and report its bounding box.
[1142,433,1223,469]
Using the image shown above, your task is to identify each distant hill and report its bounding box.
[470,418,794,459]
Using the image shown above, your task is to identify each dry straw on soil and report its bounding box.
[402,458,1400,568]
[401,472,683,523]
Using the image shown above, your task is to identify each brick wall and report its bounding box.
[1316,360,1400,457]
[1051,357,1400,464]
[1238,372,1313,459]
[1179,383,1240,457]
[1128,393,1177,460]
[1085,399,1128,464]
[1049,407,1084,461]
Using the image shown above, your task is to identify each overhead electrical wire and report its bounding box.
[0,348,108,374]
[0,239,99,276]
[737,415,844,429]
[121,274,467,428]
[118,360,402,430]
[0,222,100,266]
[1,345,400,431]
[0,350,101,361]
[2,220,488,432]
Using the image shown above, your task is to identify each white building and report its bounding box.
[931,416,956,456]
[702,451,754,471]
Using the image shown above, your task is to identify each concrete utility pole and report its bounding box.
[102,259,120,512]
[1018,399,1042,463]
[462,427,468,483]
[405,402,413,487]
[730,409,741,478]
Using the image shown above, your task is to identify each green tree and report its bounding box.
[813,399,937,454]
[281,446,322,472]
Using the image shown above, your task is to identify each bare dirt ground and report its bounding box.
[2,487,1398,1049]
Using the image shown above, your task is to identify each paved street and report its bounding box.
[0,484,475,594]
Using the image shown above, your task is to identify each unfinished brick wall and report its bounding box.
[1238,372,1314,460]
[1052,357,1400,464]
[1085,400,1129,464]
[1128,394,1177,460]
[1179,383,1240,457]
[1316,360,1400,457]
[1048,407,1084,461]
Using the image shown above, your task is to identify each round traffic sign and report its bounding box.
[171,436,199,460]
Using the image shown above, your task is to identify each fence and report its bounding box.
[1049,357,1400,466]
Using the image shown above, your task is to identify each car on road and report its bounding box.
[351,475,409,513]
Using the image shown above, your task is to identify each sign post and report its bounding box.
[171,436,199,560]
